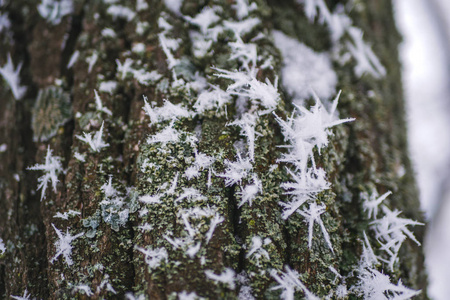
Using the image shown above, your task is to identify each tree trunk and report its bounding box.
[0,0,428,299]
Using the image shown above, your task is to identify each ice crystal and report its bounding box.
[38,0,73,25]
[94,89,112,116]
[205,268,236,290]
[354,268,421,300]
[371,206,423,271]
[107,5,136,21]
[184,7,220,34]
[194,86,232,114]
[229,113,260,161]
[73,284,93,296]
[67,50,79,68]
[50,224,84,266]
[219,154,252,187]
[205,214,224,243]
[298,202,334,252]
[143,96,191,124]
[146,121,181,145]
[185,151,215,180]
[178,291,201,300]
[0,53,26,100]
[0,237,5,255]
[86,51,98,73]
[27,146,62,201]
[214,67,279,112]
[136,246,168,269]
[346,27,386,78]
[116,58,134,80]
[54,210,81,220]
[238,174,262,207]
[363,190,392,219]
[232,0,257,20]
[76,121,109,152]
[246,236,270,260]
[223,18,260,37]
[10,289,32,300]
[270,267,319,300]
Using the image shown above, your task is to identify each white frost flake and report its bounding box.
[50,223,84,266]
[107,5,136,21]
[298,202,334,252]
[27,146,62,201]
[0,53,27,100]
[38,0,73,25]
[76,121,109,152]
[205,268,236,290]
[0,237,5,254]
[10,289,32,300]
[136,246,168,269]
[270,267,319,300]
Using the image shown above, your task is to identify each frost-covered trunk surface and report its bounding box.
[0,0,428,299]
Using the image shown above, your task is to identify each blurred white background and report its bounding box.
[394,0,450,298]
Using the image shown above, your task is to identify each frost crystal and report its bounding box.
[184,7,220,34]
[125,292,146,300]
[94,89,112,116]
[178,291,201,300]
[270,267,319,300]
[346,27,386,78]
[27,146,62,201]
[0,13,11,33]
[363,190,392,219]
[223,18,260,37]
[219,154,252,186]
[98,80,117,94]
[76,121,109,152]
[354,268,421,300]
[214,67,279,112]
[275,92,353,220]
[38,0,73,25]
[143,96,191,124]
[0,237,5,254]
[86,51,98,73]
[194,86,232,114]
[67,50,79,69]
[246,236,270,261]
[298,202,334,252]
[231,0,257,20]
[229,113,259,161]
[10,289,32,300]
[116,58,134,80]
[107,5,136,21]
[238,175,262,207]
[205,268,236,290]
[54,210,81,220]
[0,53,27,100]
[136,246,168,269]
[50,224,84,266]
[73,284,93,296]
[146,122,181,145]
[205,214,224,243]
[371,206,423,271]
[185,151,215,180]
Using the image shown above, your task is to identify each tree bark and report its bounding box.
[0,0,428,299]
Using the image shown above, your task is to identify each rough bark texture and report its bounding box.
[0,0,428,299]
